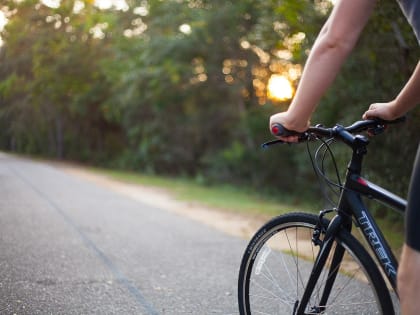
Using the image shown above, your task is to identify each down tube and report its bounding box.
[345,190,398,289]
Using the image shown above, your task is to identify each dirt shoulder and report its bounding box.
[56,163,267,240]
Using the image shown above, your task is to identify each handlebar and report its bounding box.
[265,117,406,148]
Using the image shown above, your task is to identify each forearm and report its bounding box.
[363,62,420,120]
[394,61,420,115]
[282,0,376,129]
[270,0,377,137]
[287,35,353,125]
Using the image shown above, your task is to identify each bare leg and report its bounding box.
[398,244,420,315]
[398,144,420,315]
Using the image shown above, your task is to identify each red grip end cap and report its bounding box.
[271,125,280,135]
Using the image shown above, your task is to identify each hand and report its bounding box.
[269,111,309,143]
[362,101,400,121]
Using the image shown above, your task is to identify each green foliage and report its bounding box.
[0,0,125,161]
[0,0,418,214]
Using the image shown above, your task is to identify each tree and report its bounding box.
[0,0,418,206]
[0,0,124,161]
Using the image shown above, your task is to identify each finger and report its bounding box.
[363,108,376,120]
[278,135,299,143]
[365,103,379,115]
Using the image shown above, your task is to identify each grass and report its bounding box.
[90,167,312,217]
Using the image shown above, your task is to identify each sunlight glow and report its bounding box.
[0,11,7,31]
[0,11,7,47]
[267,75,294,101]
[134,6,149,16]
[179,24,191,35]
[41,0,61,8]
[73,0,85,14]
[40,0,128,11]
[90,22,108,39]
[94,0,128,11]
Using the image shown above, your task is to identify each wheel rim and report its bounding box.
[242,220,385,314]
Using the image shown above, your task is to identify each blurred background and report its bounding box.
[0,0,418,219]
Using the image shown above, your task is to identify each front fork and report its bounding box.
[294,210,347,315]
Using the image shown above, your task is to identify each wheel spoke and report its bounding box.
[238,213,394,315]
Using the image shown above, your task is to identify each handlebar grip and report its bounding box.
[382,116,406,124]
[270,123,301,137]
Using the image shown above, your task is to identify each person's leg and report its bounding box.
[398,245,420,314]
[398,144,420,315]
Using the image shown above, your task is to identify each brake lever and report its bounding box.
[261,139,287,149]
[262,132,311,149]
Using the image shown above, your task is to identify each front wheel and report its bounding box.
[238,212,395,314]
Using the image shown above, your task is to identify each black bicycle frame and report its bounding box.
[345,175,406,286]
[296,140,407,314]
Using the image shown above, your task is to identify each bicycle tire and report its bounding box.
[238,212,395,315]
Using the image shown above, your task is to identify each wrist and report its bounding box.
[392,97,411,118]
[286,109,310,132]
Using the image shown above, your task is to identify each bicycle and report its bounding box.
[238,118,407,314]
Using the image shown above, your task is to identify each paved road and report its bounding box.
[0,153,247,314]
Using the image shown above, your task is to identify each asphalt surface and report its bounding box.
[0,153,246,314]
